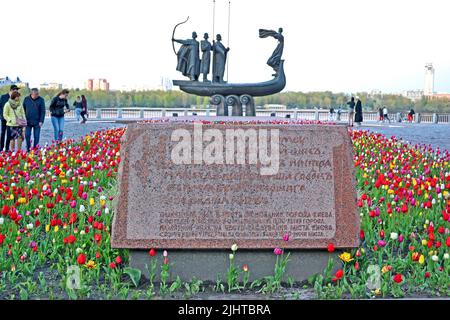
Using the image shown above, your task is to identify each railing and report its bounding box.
[44,108,450,124]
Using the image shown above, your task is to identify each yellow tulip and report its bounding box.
[9,194,14,200]
[339,252,354,263]
[421,239,428,246]
[54,226,59,233]
[90,198,95,206]
[45,225,50,233]
[419,255,425,265]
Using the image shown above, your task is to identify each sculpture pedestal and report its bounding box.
[210,94,255,116]
[130,249,339,282]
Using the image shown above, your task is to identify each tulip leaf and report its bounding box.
[124,267,142,288]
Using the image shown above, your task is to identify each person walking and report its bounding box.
[336,106,342,121]
[23,88,46,151]
[346,97,355,127]
[378,107,384,122]
[383,106,390,123]
[407,108,415,123]
[355,97,363,126]
[3,91,26,152]
[80,95,88,123]
[73,96,83,123]
[0,85,20,151]
[49,89,70,142]
[328,107,335,121]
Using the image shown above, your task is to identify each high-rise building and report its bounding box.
[86,78,109,92]
[86,79,94,91]
[424,63,434,96]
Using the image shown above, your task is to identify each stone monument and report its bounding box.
[111,118,359,281]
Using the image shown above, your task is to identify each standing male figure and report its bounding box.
[0,85,20,151]
[23,88,46,151]
[173,31,201,81]
[200,33,212,82]
[212,34,229,83]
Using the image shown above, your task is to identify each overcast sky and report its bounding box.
[1,0,450,93]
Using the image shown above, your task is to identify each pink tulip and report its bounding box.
[274,247,283,255]
[377,240,386,247]
[283,233,289,242]
[398,235,404,243]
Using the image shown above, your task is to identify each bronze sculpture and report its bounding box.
[259,28,284,76]
[200,33,212,82]
[173,31,200,81]
[171,19,286,117]
[212,34,230,83]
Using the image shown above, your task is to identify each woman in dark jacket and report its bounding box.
[49,89,70,141]
[354,98,363,125]
[378,107,384,122]
[80,95,88,123]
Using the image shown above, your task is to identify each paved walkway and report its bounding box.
[357,122,450,151]
[31,119,450,152]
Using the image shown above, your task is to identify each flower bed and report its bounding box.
[0,126,448,299]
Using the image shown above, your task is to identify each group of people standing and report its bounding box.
[346,96,363,127]
[0,85,88,152]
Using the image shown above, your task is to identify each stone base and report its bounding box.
[130,249,339,283]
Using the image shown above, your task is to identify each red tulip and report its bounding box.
[393,273,403,284]
[94,234,102,243]
[115,256,122,264]
[327,243,335,253]
[332,269,344,282]
[1,205,9,216]
[109,262,116,269]
[149,248,156,257]
[77,253,86,265]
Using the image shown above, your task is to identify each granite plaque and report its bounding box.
[111,121,359,249]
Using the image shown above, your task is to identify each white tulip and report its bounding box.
[0,218,4,225]
[443,253,449,260]
[390,232,398,240]
[431,255,439,262]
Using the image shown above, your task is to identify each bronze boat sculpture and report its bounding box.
[172,23,286,116]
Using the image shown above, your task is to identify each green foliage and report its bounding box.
[123,267,142,288]
[1,86,448,112]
